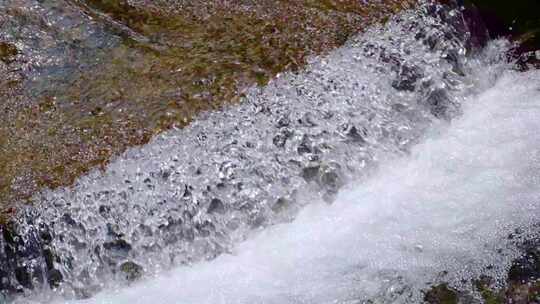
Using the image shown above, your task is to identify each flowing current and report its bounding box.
[71,70,540,304]
[9,2,540,303]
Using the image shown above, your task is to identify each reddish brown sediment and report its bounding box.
[0,0,417,216]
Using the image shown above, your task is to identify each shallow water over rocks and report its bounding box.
[1,1,539,303]
[0,0,414,206]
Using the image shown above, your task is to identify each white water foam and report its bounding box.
[48,68,540,304]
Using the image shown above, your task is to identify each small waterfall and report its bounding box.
[3,1,539,302]
[58,67,540,304]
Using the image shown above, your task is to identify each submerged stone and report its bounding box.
[103,239,132,257]
[424,88,457,120]
[47,269,63,289]
[207,198,226,215]
[424,284,459,304]
[302,165,321,182]
[119,261,143,282]
[392,64,423,92]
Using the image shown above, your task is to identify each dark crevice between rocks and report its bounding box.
[465,0,540,70]
[0,220,63,300]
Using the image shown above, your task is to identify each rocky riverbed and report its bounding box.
[0,0,414,210]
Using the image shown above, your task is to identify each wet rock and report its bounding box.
[516,51,540,71]
[207,198,226,215]
[276,115,291,128]
[391,103,408,112]
[297,135,314,155]
[302,165,320,182]
[103,239,132,257]
[182,227,195,242]
[43,248,55,270]
[392,65,423,92]
[0,221,49,291]
[47,269,63,289]
[72,285,101,300]
[273,128,293,148]
[340,123,367,144]
[0,42,18,63]
[98,205,111,217]
[464,0,540,70]
[428,230,540,304]
[424,283,459,304]
[62,213,78,226]
[301,162,343,203]
[106,223,124,238]
[507,246,540,285]
[38,225,53,245]
[299,112,318,127]
[119,261,143,282]
[42,245,63,289]
[424,88,456,120]
[14,267,32,289]
[347,126,367,144]
[473,276,505,304]
[425,34,440,50]
[506,282,540,304]
[461,3,490,50]
[319,166,344,194]
[0,269,9,292]
[271,197,292,213]
[249,214,266,229]
[194,220,216,238]
[160,169,171,180]
[467,0,540,52]
[443,49,465,76]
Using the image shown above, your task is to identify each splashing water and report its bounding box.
[8,1,540,302]
[35,57,539,304]
[50,61,539,304]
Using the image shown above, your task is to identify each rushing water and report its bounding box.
[6,1,540,303]
[62,67,540,304]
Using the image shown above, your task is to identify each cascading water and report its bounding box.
[4,1,540,303]
[61,67,540,304]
